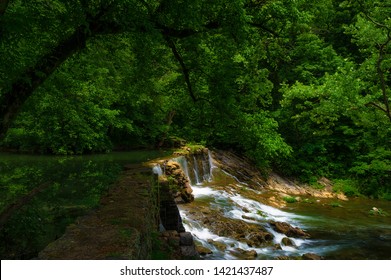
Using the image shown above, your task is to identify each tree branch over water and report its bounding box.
[0,2,225,138]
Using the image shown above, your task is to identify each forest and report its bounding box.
[0,0,390,201]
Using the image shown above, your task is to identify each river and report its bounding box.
[0,150,170,259]
[1,150,390,260]
[174,151,391,260]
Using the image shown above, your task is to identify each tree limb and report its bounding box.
[0,26,89,139]
[0,3,118,139]
[163,36,198,103]
[0,3,223,138]
[366,102,388,113]
[249,22,279,37]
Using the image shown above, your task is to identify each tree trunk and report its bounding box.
[0,26,89,139]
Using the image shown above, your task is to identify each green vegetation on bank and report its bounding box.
[0,0,390,198]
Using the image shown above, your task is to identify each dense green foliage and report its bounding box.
[0,0,390,198]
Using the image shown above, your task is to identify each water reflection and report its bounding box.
[0,151,168,259]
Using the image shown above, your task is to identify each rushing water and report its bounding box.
[2,150,390,260]
[176,154,391,260]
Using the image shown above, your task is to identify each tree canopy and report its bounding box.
[1,0,390,198]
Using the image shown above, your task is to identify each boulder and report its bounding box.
[181,245,200,258]
[273,244,282,250]
[163,161,194,203]
[207,239,227,251]
[246,231,274,247]
[196,245,213,256]
[269,221,310,238]
[231,248,258,260]
[179,232,194,246]
[281,237,296,247]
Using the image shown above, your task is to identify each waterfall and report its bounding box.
[175,150,391,260]
[152,164,163,176]
[177,150,320,260]
[193,156,201,185]
[207,150,216,181]
[174,150,213,186]
[173,156,190,179]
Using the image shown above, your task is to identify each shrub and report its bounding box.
[332,179,360,197]
[283,196,298,203]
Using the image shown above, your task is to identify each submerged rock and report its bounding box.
[281,237,296,247]
[246,231,274,247]
[196,245,213,256]
[230,248,258,260]
[269,221,310,238]
[209,216,273,246]
[275,255,291,260]
[207,239,227,251]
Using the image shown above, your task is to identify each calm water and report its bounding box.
[0,150,169,259]
[283,198,391,259]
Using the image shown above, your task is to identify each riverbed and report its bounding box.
[175,151,391,260]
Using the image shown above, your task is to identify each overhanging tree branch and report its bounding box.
[366,101,388,113]
[0,3,118,139]
[249,22,279,37]
[0,26,89,139]
[164,36,198,103]
[0,3,223,138]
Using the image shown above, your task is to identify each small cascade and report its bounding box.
[152,149,391,260]
[174,150,213,186]
[152,164,163,176]
[192,156,201,185]
[174,156,190,180]
[207,150,216,181]
[202,159,209,182]
[177,150,320,260]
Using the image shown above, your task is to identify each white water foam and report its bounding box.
[176,153,325,259]
[152,165,163,176]
[191,186,221,197]
[228,194,303,223]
